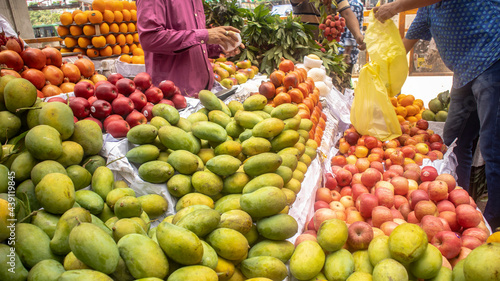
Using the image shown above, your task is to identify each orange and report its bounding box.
[100,46,113,57]
[122,1,130,10]
[395,105,407,118]
[87,48,99,58]
[92,36,107,48]
[405,105,419,116]
[486,231,500,243]
[106,34,116,45]
[406,116,418,123]
[64,37,77,48]
[390,97,398,107]
[397,115,405,123]
[119,23,128,33]
[74,12,88,25]
[127,23,136,32]
[89,10,103,24]
[73,48,85,54]
[103,10,115,23]
[116,34,126,46]
[125,34,134,44]
[99,23,110,34]
[132,55,145,64]
[129,43,138,52]
[122,9,131,21]
[83,25,96,36]
[137,43,141,49]
[413,99,424,109]
[130,1,137,10]
[400,95,415,107]
[85,10,93,18]
[132,47,144,56]
[69,25,83,36]
[92,0,106,13]
[114,11,124,23]
[120,54,132,63]
[112,45,122,55]
[57,26,69,36]
[113,0,124,11]
[60,12,73,25]
[60,48,71,53]
[130,9,137,21]
[133,33,139,42]
[121,45,130,54]
[78,37,91,48]
[109,23,119,33]
[104,0,114,10]
[415,113,422,120]
[72,9,84,18]
[397,93,407,102]
[273,93,291,106]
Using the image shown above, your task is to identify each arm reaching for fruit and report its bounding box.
[373,0,442,22]
[339,7,365,50]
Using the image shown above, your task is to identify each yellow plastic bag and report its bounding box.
[350,62,402,141]
[364,10,408,97]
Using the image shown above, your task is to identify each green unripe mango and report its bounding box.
[156,222,203,265]
[57,269,113,281]
[175,208,221,238]
[191,170,223,196]
[126,144,160,164]
[171,204,211,224]
[243,173,284,194]
[175,193,214,211]
[241,137,271,156]
[206,155,241,176]
[75,190,104,215]
[271,103,299,120]
[214,194,242,214]
[56,141,84,167]
[205,227,249,261]
[106,187,136,210]
[249,239,295,264]
[50,207,92,255]
[27,259,65,281]
[0,244,28,281]
[217,209,253,234]
[150,116,170,130]
[4,78,37,114]
[256,213,298,240]
[31,210,60,239]
[31,160,67,186]
[38,101,75,140]
[91,166,114,200]
[138,160,175,184]
[35,173,75,214]
[289,240,325,280]
[208,110,231,128]
[112,218,147,242]
[187,112,208,124]
[225,120,245,138]
[228,100,244,116]
[15,223,61,268]
[234,111,263,129]
[166,174,193,198]
[243,94,267,111]
[152,103,180,125]
[10,151,38,183]
[0,111,21,144]
[167,150,199,175]
[252,118,285,139]
[167,265,218,281]
[198,90,222,111]
[137,194,168,219]
[26,125,63,160]
[114,196,142,219]
[199,240,219,269]
[222,172,250,194]
[240,256,288,281]
[191,121,227,143]
[158,126,201,154]
[243,153,282,177]
[240,186,287,218]
[126,124,158,144]
[71,120,103,157]
[324,249,355,281]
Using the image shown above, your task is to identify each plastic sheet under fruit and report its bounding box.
[115,57,146,78]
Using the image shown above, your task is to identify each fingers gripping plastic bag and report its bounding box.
[364,10,408,97]
[350,61,402,141]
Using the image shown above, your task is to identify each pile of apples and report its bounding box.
[65,72,187,138]
[318,14,345,42]
[211,58,259,89]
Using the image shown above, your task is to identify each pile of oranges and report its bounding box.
[390,94,425,123]
[57,0,144,63]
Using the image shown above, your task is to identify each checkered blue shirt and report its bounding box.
[339,0,364,64]
[406,0,500,88]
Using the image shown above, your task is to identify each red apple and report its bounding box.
[158,99,175,107]
[351,183,369,201]
[420,215,445,241]
[429,134,443,143]
[388,164,404,175]
[358,193,378,219]
[73,80,95,99]
[435,174,456,192]
[331,155,347,167]
[331,190,341,202]
[334,168,352,187]
[430,142,443,151]
[410,189,430,209]
[431,231,462,259]
[364,136,378,150]
[461,235,482,250]
[428,180,449,202]
[88,95,98,105]
[455,204,481,228]
[145,86,163,104]
[325,174,338,191]
[421,166,438,182]
[47,97,67,103]
[400,146,416,159]
[448,189,470,207]
[133,72,152,91]
[419,181,431,193]
[103,114,124,131]
[390,208,404,220]
[340,187,352,197]
[340,196,354,209]
[438,211,461,232]
[141,102,154,121]
[106,120,130,138]
[371,206,393,228]
[90,99,112,119]
[313,208,337,231]
[437,200,456,213]
[369,161,384,174]
[129,90,148,110]
[347,221,374,250]
[107,73,124,85]
[361,168,382,188]
[414,200,438,221]
[94,80,111,89]
[390,176,409,196]
[314,200,330,211]
[394,195,408,209]
[171,94,187,109]
[407,211,419,223]
[346,210,364,224]
[355,158,371,173]
[402,170,420,182]
[329,201,345,213]
[84,117,103,130]
[344,164,359,176]
[316,187,334,203]
[125,110,147,128]
[111,97,135,116]
[95,83,118,102]
[416,119,429,130]
[294,233,317,247]
[158,80,176,99]
[69,97,91,119]
[345,131,360,145]
[380,221,399,236]
[461,227,488,243]
[115,78,136,96]
[375,187,394,209]
[383,170,399,181]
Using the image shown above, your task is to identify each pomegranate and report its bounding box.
[21,48,46,70]
[297,82,310,97]
[258,81,276,99]
[278,57,294,73]
[269,70,285,88]
[0,50,24,71]
[21,67,46,89]
[74,55,95,78]
[90,72,107,84]
[61,62,81,83]
[42,47,62,67]
[60,80,76,93]
[5,38,22,53]
[296,68,308,83]
[42,84,63,97]
[0,69,21,78]
[283,72,299,89]
[42,65,64,86]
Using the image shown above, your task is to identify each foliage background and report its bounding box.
[29,11,61,26]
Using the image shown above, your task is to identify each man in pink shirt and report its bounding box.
[136,0,242,97]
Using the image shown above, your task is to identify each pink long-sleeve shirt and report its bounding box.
[136,0,222,97]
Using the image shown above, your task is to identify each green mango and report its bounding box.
[214,140,242,157]
[98,204,115,223]
[191,170,223,196]
[50,207,92,255]
[222,172,249,194]
[126,124,158,144]
[0,111,21,144]
[167,265,218,281]
[252,118,285,139]
[191,121,227,143]
[109,257,135,281]
[238,128,253,142]
[38,101,75,140]
[243,153,282,177]
[112,218,147,242]
[199,240,218,270]
[241,137,271,156]
[217,209,253,234]
[205,155,241,176]
[283,116,301,131]
[57,269,113,281]
[187,112,208,124]
[0,244,28,281]
[114,196,142,219]
[256,213,298,240]
[240,186,287,219]
[91,214,112,237]
[10,151,38,183]
[227,100,243,116]
[175,208,221,238]
[4,78,37,114]
[15,223,61,268]
[149,116,170,130]
[225,120,245,139]
[158,126,201,154]
[208,110,231,128]
[69,222,120,274]
[91,166,114,200]
[205,228,249,261]
[156,222,203,265]
[243,94,267,111]
[71,120,103,157]
[240,256,288,281]
[125,144,160,164]
[198,90,222,111]
[137,194,168,219]
[289,240,325,280]
[249,239,295,264]
[117,233,168,279]
[214,194,242,214]
[175,117,192,132]
[35,173,75,214]
[82,155,106,175]
[167,150,199,175]
[270,103,299,120]
[75,190,104,214]
[138,161,174,184]
[105,187,136,210]
[152,103,180,125]
[66,165,92,190]
[234,111,263,129]
[56,141,84,168]
[27,258,65,281]
[271,130,300,152]
[31,210,60,239]
[16,179,41,212]
[30,160,67,186]
[0,165,8,193]
[324,249,355,281]
[175,193,214,212]
[166,174,193,198]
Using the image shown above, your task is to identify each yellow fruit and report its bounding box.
[130,1,137,10]
[112,45,122,55]
[116,34,126,46]
[120,54,132,63]
[57,26,69,36]
[397,93,407,101]
[92,0,106,13]
[106,34,116,45]
[486,231,500,243]
[405,105,419,116]
[127,23,136,33]
[87,48,99,58]
[72,9,83,18]
[60,12,73,25]
[122,9,131,21]
[74,12,88,25]
[133,33,139,42]
[99,23,110,34]
[114,11,124,23]
[406,116,418,123]
[104,0,113,11]
[92,36,107,48]
[121,45,130,54]
[400,95,415,107]
[130,9,137,21]
[60,48,71,53]
[103,10,115,23]
[125,34,134,44]
[129,43,138,53]
[83,25,96,36]
[119,23,128,33]
[395,106,407,118]
[113,0,124,11]
[132,55,144,64]
[413,99,424,109]
[109,23,119,33]
[89,10,103,24]
[78,37,91,48]
[122,1,130,10]
[73,48,85,54]
[64,37,77,48]
[132,47,144,56]
[100,46,113,57]
[69,25,83,36]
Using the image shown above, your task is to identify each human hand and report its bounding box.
[225,43,245,57]
[355,35,366,51]
[207,26,241,51]
[372,2,399,23]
